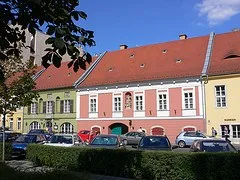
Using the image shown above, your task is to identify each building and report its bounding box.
[205,31,240,144]
[76,34,211,143]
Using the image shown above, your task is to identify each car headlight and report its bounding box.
[23,147,27,151]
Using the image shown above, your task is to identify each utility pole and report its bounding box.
[2,112,6,162]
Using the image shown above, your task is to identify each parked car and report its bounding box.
[120,131,145,145]
[77,130,97,142]
[175,131,211,148]
[133,135,178,151]
[88,134,126,149]
[0,131,22,142]
[12,134,46,157]
[28,129,53,140]
[44,134,84,147]
[190,139,237,153]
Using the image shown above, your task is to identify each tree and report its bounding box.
[0,0,95,82]
[0,57,39,161]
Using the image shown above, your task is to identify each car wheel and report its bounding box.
[178,140,186,148]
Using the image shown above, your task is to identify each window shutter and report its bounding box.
[70,100,73,113]
[60,100,64,114]
[43,101,46,113]
[36,103,38,114]
[28,105,31,114]
[52,101,55,114]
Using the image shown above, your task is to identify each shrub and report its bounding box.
[0,142,12,160]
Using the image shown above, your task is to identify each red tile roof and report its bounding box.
[34,58,96,90]
[208,31,240,76]
[79,35,209,87]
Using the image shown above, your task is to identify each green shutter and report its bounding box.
[60,100,64,114]
[27,105,31,114]
[43,101,46,113]
[36,103,38,114]
[52,101,55,114]
[70,100,73,113]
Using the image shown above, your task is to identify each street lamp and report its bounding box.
[2,113,6,162]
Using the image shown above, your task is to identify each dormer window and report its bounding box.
[176,59,182,63]
[162,49,167,53]
[224,54,240,59]
[129,54,135,58]
[140,63,145,68]
[108,67,113,72]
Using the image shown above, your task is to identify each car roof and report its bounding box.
[194,139,227,143]
[144,135,167,138]
[96,134,119,137]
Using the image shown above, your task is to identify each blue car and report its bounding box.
[12,134,46,157]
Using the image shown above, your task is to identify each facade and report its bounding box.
[205,31,240,144]
[76,34,211,143]
[23,56,102,133]
[5,108,23,133]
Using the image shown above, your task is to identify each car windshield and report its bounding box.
[202,141,236,152]
[91,136,117,145]
[15,135,37,143]
[49,135,73,144]
[139,137,170,148]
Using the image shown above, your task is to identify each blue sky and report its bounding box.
[78,0,240,55]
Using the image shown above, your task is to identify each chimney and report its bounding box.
[120,44,128,50]
[179,34,187,40]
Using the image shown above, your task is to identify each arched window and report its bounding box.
[92,126,101,134]
[29,121,40,130]
[151,127,164,135]
[183,126,196,132]
[125,92,132,109]
[60,123,74,134]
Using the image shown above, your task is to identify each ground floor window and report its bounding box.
[232,125,240,138]
[60,123,74,133]
[183,127,196,132]
[220,125,230,138]
[151,127,164,135]
[29,121,40,130]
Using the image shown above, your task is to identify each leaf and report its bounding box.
[39,19,44,26]
[79,11,87,19]
[67,60,74,68]
[41,52,52,68]
[73,61,79,72]
[85,53,92,64]
[55,28,66,38]
[45,37,55,44]
[71,11,79,21]
[52,53,62,68]
[46,26,56,35]
[58,46,66,56]
[28,25,36,36]
[53,38,65,49]
[78,57,86,70]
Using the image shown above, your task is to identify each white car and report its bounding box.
[44,134,84,147]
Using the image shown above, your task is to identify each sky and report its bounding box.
[78,0,240,55]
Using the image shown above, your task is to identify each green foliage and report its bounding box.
[0,0,95,81]
[0,162,89,180]
[27,144,240,180]
[0,142,12,160]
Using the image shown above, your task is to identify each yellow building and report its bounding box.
[205,31,240,144]
[5,108,23,133]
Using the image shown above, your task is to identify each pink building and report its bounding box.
[76,34,211,143]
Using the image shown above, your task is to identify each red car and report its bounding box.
[78,130,97,142]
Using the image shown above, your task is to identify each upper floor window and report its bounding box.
[114,96,122,112]
[9,118,13,130]
[60,100,73,113]
[43,101,54,114]
[31,102,38,114]
[90,98,97,112]
[215,85,226,107]
[158,94,167,110]
[184,92,193,109]
[17,117,21,130]
[135,95,143,111]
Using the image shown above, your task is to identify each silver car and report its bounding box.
[175,131,211,148]
[120,131,145,145]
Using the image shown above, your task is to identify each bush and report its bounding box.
[27,144,240,180]
[0,142,12,160]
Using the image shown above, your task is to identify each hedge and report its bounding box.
[27,144,240,180]
[0,142,12,160]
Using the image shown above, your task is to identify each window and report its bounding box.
[17,118,21,130]
[29,121,40,130]
[232,125,240,138]
[31,102,38,114]
[158,94,167,110]
[90,98,97,112]
[9,118,13,130]
[135,95,143,111]
[64,100,71,113]
[60,123,74,134]
[215,85,226,107]
[114,96,121,112]
[184,92,193,109]
[46,101,53,113]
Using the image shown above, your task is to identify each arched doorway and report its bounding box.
[92,126,101,133]
[60,122,74,133]
[151,127,165,135]
[109,123,128,135]
[29,121,40,130]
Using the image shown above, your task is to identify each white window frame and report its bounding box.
[46,101,53,114]
[157,90,169,117]
[182,88,196,116]
[113,93,123,118]
[134,91,145,117]
[184,92,194,109]
[9,118,13,130]
[89,95,98,118]
[215,85,226,108]
[29,121,40,130]
[17,117,21,130]
[61,123,74,133]
[232,124,240,139]
[64,100,71,113]
[31,102,37,114]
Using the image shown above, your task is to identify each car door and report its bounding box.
[183,132,197,146]
[133,132,144,145]
[125,132,136,145]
